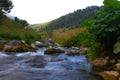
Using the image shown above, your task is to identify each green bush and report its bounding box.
[64,31,93,47]
[87,41,101,60]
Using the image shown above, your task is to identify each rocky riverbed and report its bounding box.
[0,48,103,80]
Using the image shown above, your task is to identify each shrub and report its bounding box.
[64,31,93,47]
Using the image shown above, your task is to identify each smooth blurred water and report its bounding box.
[0,48,100,80]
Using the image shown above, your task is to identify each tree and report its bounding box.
[103,0,120,8]
[0,9,3,19]
[0,0,13,13]
[40,6,100,31]
[15,17,29,27]
[0,9,3,24]
[88,0,120,56]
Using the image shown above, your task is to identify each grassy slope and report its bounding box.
[0,16,42,44]
[40,27,86,45]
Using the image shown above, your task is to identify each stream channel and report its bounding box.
[0,48,103,80]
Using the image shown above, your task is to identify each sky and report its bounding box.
[10,0,104,24]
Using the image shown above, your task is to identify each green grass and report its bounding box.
[0,16,42,44]
[40,27,86,45]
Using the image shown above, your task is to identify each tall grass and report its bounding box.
[40,27,86,45]
[0,16,42,44]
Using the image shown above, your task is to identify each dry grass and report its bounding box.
[40,27,86,44]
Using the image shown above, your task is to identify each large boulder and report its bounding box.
[98,71,119,80]
[44,48,65,54]
[0,40,8,50]
[3,40,35,52]
[90,58,109,72]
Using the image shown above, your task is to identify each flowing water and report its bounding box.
[0,48,103,80]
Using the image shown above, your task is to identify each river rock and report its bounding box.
[34,41,45,48]
[79,47,88,55]
[90,58,109,72]
[45,38,54,46]
[113,63,120,72]
[31,41,45,49]
[98,71,119,80]
[44,48,65,54]
[65,47,80,56]
[0,40,8,50]
[90,58,108,67]
[66,50,79,55]
[25,56,46,68]
[3,40,35,52]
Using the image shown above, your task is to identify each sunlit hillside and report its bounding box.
[0,16,42,44]
[40,27,86,45]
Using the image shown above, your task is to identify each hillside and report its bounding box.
[31,6,100,31]
[40,27,86,44]
[0,15,42,44]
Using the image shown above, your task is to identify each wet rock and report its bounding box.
[113,63,120,72]
[90,73,104,80]
[25,56,46,68]
[71,47,79,50]
[3,40,35,52]
[66,50,79,56]
[45,38,54,46]
[90,58,109,72]
[90,58,108,67]
[79,47,88,55]
[31,43,37,49]
[98,71,119,80]
[0,40,8,50]
[65,48,80,56]
[44,48,65,54]
[33,41,45,48]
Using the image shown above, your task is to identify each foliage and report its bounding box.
[80,18,92,27]
[64,31,93,47]
[87,41,101,60]
[0,0,13,13]
[36,6,100,31]
[53,27,86,45]
[0,16,42,44]
[87,0,120,57]
[0,9,3,23]
[15,17,29,27]
[103,0,120,8]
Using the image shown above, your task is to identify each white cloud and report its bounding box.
[10,0,103,24]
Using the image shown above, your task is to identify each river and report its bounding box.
[0,48,103,80]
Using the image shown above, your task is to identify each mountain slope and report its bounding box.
[32,6,100,31]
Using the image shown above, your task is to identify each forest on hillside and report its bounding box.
[38,6,100,31]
